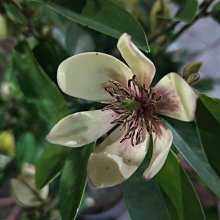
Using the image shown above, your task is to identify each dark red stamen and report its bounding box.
[103,75,162,146]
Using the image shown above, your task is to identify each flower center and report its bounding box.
[103,75,162,146]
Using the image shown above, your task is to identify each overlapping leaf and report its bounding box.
[123,150,205,220]
[196,94,220,177]
[166,118,220,198]
[59,143,95,220]
[46,0,149,52]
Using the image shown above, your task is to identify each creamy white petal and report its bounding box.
[10,179,48,208]
[57,52,133,102]
[154,72,198,121]
[88,126,150,188]
[143,122,173,179]
[117,33,156,87]
[46,110,116,148]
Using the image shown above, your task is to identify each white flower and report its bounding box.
[11,163,49,208]
[46,33,198,188]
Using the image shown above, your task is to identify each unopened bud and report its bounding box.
[186,72,200,85]
[182,61,202,80]
[150,0,170,32]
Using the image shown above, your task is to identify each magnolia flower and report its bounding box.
[46,33,198,188]
[11,163,49,208]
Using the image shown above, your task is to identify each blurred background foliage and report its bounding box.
[0,0,220,220]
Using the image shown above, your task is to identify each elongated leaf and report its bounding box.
[12,41,69,126]
[16,132,37,166]
[123,148,205,220]
[166,118,220,198]
[46,0,149,52]
[36,145,71,188]
[4,3,28,26]
[123,141,172,220]
[124,178,171,220]
[33,38,69,82]
[199,94,220,124]
[12,42,71,188]
[157,151,205,220]
[59,143,95,220]
[196,95,220,177]
[176,0,198,23]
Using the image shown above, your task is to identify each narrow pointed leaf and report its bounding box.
[12,41,69,126]
[175,0,198,23]
[166,118,220,198]
[12,42,71,189]
[46,0,149,52]
[36,145,71,188]
[199,94,220,124]
[124,178,171,220]
[59,143,95,220]
[123,149,205,220]
[157,151,205,220]
[196,94,220,177]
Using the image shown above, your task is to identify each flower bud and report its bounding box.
[182,62,202,85]
[10,163,49,208]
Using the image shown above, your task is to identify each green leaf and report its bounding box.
[12,41,69,126]
[199,94,220,124]
[65,23,84,54]
[166,118,220,198]
[193,78,215,92]
[33,38,69,82]
[59,143,95,220]
[212,2,220,23]
[123,148,205,220]
[157,151,205,220]
[124,178,171,220]
[176,0,198,23]
[16,132,37,166]
[11,41,71,188]
[4,3,28,26]
[36,145,71,188]
[46,0,149,52]
[196,94,220,177]
[123,140,172,220]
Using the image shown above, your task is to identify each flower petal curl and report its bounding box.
[88,126,150,188]
[143,122,173,180]
[117,33,156,87]
[57,52,133,102]
[155,72,198,121]
[46,110,116,148]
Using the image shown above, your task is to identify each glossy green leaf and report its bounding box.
[123,147,205,220]
[212,2,220,23]
[124,177,171,220]
[12,41,71,188]
[12,41,69,126]
[36,145,71,188]
[176,0,198,23]
[33,38,69,82]
[16,132,37,166]
[123,141,172,220]
[157,151,205,220]
[166,118,220,198]
[196,95,220,177]
[199,94,220,124]
[4,3,28,26]
[65,23,84,55]
[59,143,95,220]
[46,0,149,52]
